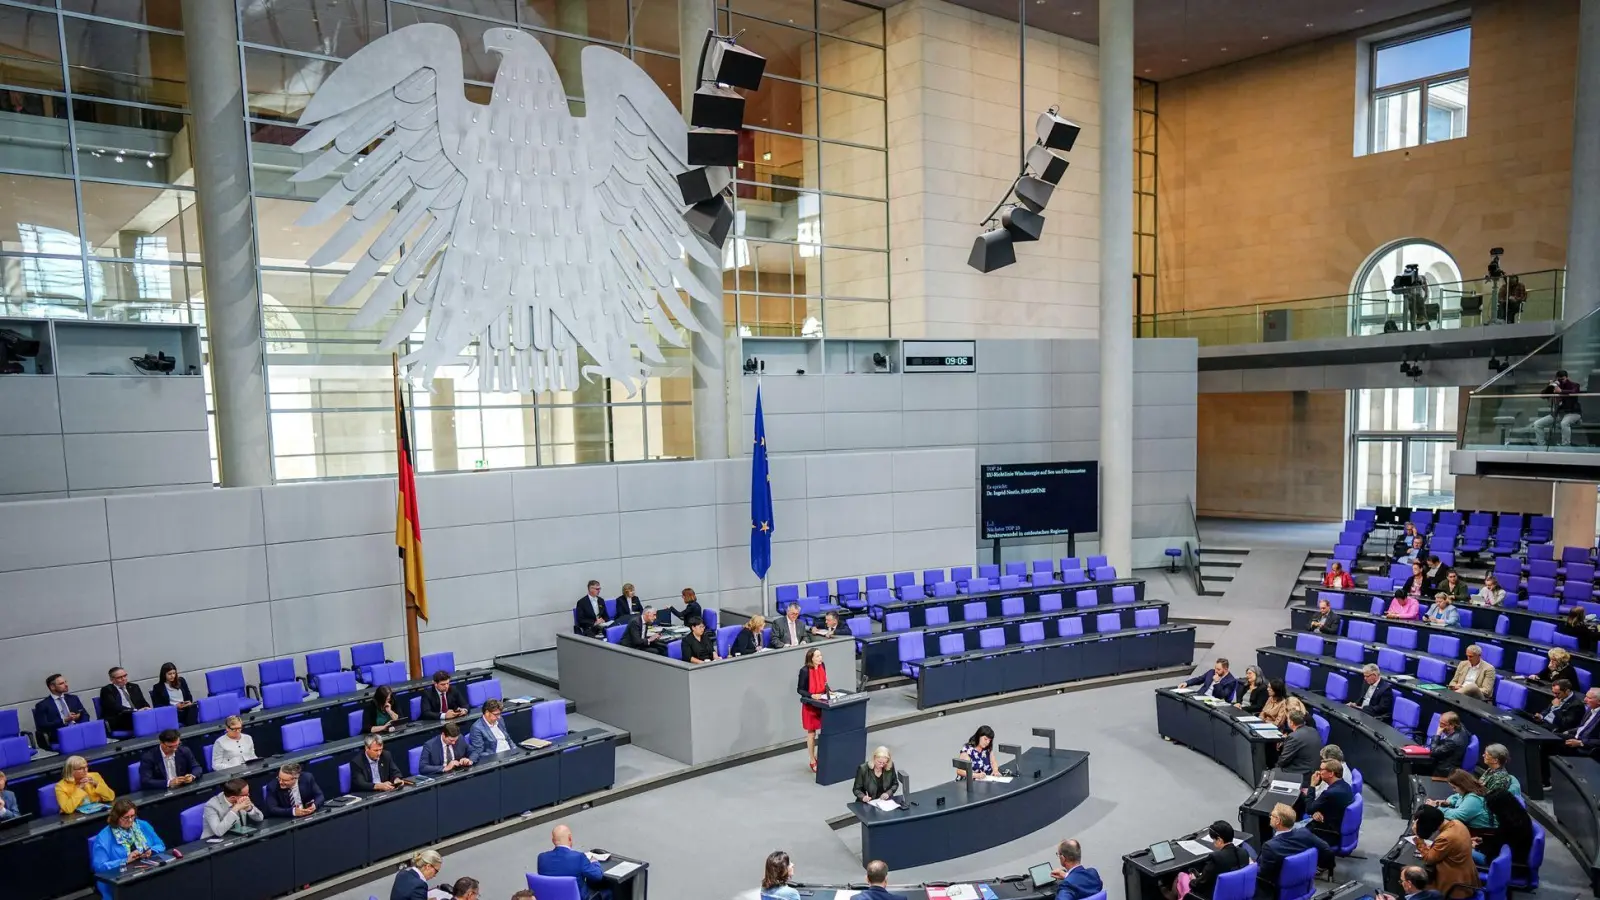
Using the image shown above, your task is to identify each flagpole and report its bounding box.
[759,372,768,619]
[394,352,423,680]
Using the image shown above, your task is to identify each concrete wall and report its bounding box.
[0,448,974,733]
[884,0,1101,337]
[735,338,1198,566]
[1197,391,1348,522]
[1157,0,1579,313]
[1453,474,1554,515]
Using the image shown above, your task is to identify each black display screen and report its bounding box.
[905,355,974,367]
[980,461,1099,539]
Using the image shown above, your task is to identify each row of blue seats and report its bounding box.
[1350,507,1554,541]
[1290,629,1589,695]
[1313,594,1590,661]
[897,607,1163,674]
[880,586,1140,632]
[1286,662,1484,765]
[775,558,1120,609]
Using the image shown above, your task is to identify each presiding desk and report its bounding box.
[1122,827,1256,900]
[3,702,614,900]
[848,747,1090,869]
[1257,647,1564,800]
[1153,688,1280,785]
[556,632,857,765]
[4,668,494,812]
[94,729,619,900]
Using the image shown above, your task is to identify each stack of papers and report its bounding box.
[606,861,640,878]
[984,775,1014,784]
[1236,715,1264,723]
[1176,839,1211,856]
[946,886,979,900]
[1269,779,1301,794]
[868,798,900,811]
[1172,686,1197,694]
[586,852,611,862]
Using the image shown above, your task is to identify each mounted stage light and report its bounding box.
[709,39,767,90]
[690,85,745,131]
[677,165,733,206]
[1001,205,1044,242]
[968,228,1016,273]
[1026,144,1069,185]
[684,195,734,247]
[1014,175,1054,213]
[1036,108,1081,152]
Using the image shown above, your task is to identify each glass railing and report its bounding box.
[1462,303,1600,452]
[1137,269,1565,346]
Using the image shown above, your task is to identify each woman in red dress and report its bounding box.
[797,647,829,772]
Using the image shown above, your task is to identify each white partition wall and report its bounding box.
[0,447,975,733]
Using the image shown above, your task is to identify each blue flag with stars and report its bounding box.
[750,385,774,580]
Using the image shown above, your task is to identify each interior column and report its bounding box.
[1097,0,1134,570]
[1565,0,1600,324]
[181,0,272,485]
[680,0,730,459]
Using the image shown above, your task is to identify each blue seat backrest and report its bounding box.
[776,584,799,604]
[1134,608,1159,628]
[925,607,950,626]
[979,627,1005,649]
[1020,622,1045,643]
[466,678,503,708]
[533,700,568,740]
[320,671,358,697]
[259,658,296,687]
[605,623,627,643]
[897,631,925,663]
[1039,593,1063,612]
[421,652,456,676]
[1095,612,1120,633]
[1076,589,1098,608]
[938,633,965,656]
[1059,617,1084,637]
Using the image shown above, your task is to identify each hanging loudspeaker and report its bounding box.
[690,85,746,131]
[684,195,735,248]
[967,229,1016,273]
[677,165,733,206]
[687,128,739,167]
[1035,110,1081,152]
[1015,176,1054,213]
[1026,144,1070,185]
[710,40,767,91]
[1001,205,1044,242]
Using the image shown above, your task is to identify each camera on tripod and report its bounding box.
[1488,247,1505,280]
[1391,263,1423,293]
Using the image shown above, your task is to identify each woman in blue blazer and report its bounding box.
[90,798,166,900]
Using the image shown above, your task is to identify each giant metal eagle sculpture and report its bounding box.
[289,23,718,393]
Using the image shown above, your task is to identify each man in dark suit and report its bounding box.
[1348,663,1395,722]
[420,671,468,720]
[419,723,474,776]
[1399,864,1444,900]
[536,823,611,900]
[34,673,87,749]
[138,729,202,791]
[861,860,909,900]
[574,580,608,637]
[1179,658,1237,701]
[1257,802,1331,888]
[1308,599,1340,636]
[1186,821,1250,900]
[1048,838,1102,900]
[620,607,667,656]
[1278,710,1323,775]
[1565,687,1600,756]
[350,735,407,792]
[1306,759,1354,845]
[1540,679,1584,732]
[99,666,150,734]
[1429,712,1469,774]
[262,763,324,818]
[770,603,812,649]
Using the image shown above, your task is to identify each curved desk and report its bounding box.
[793,879,1051,899]
[1154,689,1279,785]
[1547,756,1600,892]
[848,747,1090,869]
[1293,587,1569,642]
[1289,692,1429,813]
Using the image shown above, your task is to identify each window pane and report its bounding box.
[1375,27,1469,88]
[738,293,817,336]
[62,0,183,28]
[628,0,678,54]
[0,91,72,175]
[820,194,885,249]
[817,35,882,94]
[744,77,815,136]
[730,0,815,33]
[79,181,198,261]
[818,142,883,197]
[632,50,682,113]
[823,297,885,335]
[0,172,81,254]
[738,131,818,195]
[819,0,882,44]
[72,100,190,184]
[1425,77,1468,143]
[1372,87,1420,153]
[1355,387,1459,432]
[519,0,629,43]
[244,48,331,121]
[63,17,188,109]
[1353,439,1403,510]
[1409,440,1456,509]
[730,15,814,82]
[0,5,65,91]
[238,0,386,58]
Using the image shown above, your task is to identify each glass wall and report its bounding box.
[718,0,888,339]
[1350,386,1459,511]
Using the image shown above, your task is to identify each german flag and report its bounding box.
[394,362,428,622]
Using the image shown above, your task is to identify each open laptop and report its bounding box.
[1027,862,1056,891]
[1149,841,1175,863]
[0,812,33,832]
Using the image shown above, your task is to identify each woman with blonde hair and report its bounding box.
[614,582,643,621]
[853,745,900,803]
[56,755,114,814]
[731,615,767,656]
[211,715,256,770]
[393,848,443,899]
[1528,647,1575,686]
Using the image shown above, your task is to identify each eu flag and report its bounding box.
[750,385,775,580]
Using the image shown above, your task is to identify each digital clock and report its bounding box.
[902,340,977,373]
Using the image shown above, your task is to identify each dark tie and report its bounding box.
[1582,708,1599,739]
[443,741,452,765]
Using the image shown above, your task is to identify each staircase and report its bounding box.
[1197,546,1245,597]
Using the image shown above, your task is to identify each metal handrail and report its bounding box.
[1185,496,1204,596]
[1473,303,1600,393]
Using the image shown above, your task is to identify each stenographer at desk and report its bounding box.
[854,746,900,804]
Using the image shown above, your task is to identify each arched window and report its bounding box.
[1351,239,1463,334]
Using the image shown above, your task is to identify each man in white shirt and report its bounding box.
[211,715,257,770]
[770,603,812,649]
[468,699,516,762]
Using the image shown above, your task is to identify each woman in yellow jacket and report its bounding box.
[56,755,114,814]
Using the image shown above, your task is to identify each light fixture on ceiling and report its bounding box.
[1305,22,1315,27]
[1220,46,1229,51]
[1143,68,1151,73]
[1180,57,1188,62]
[1071,9,1081,14]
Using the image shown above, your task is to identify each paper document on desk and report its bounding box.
[946,885,980,900]
[868,798,900,811]
[427,889,454,900]
[606,861,640,879]
[1236,715,1263,723]
[587,852,611,862]
[1176,839,1211,856]
[1269,779,1300,794]
[1172,686,1197,694]
[983,775,1014,784]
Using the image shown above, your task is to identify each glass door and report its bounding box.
[1353,437,1405,510]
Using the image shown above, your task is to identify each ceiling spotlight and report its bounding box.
[761,151,772,161]
[1071,9,1081,14]
[1001,205,1044,242]
[968,228,1016,273]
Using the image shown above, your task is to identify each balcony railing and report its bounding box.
[1137,269,1565,347]
[1462,302,1600,453]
